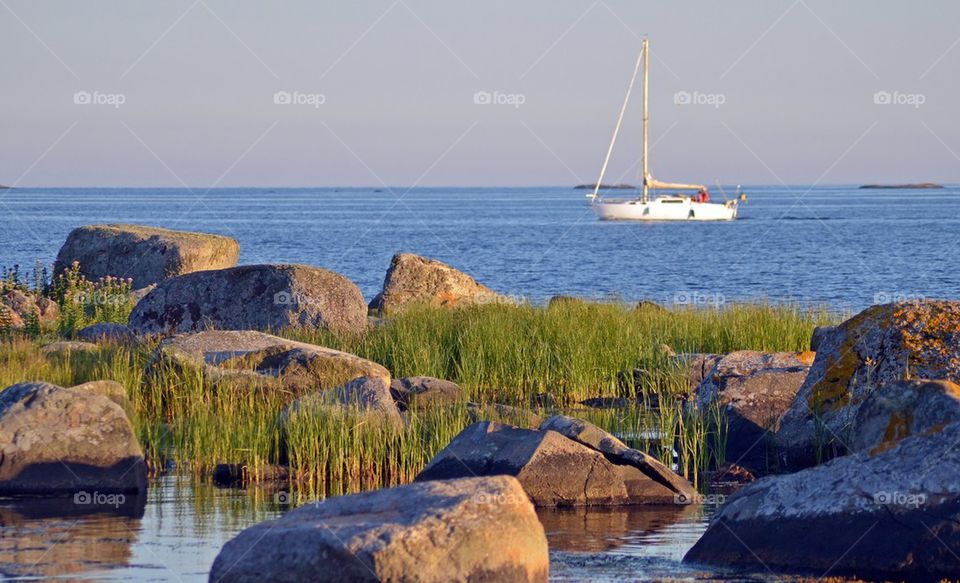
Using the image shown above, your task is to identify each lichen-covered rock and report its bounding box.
[128,264,367,335]
[777,301,960,468]
[0,290,59,330]
[416,421,690,506]
[685,421,960,580]
[675,353,724,389]
[538,415,697,501]
[809,325,837,351]
[54,224,239,289]
[694,351,814,472]
[466,402,542,429]
[149,330,388,396]
[369,253,505,314]
[209,476,549,583]
[850,379,960,455]
[70,380,129,407]
[77,323,137,344]
[0,382,147,494]
[390,376,464,411]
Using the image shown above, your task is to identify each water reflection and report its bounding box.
[0,493,145,579]
[538,505,703,553]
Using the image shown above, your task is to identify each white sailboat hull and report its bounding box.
[591,197,737,221]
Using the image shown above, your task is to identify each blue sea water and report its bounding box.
[2,185,957,311]
[0,185,955,581]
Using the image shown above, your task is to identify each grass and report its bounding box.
[0,299,837,497]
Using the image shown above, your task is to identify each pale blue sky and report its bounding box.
[2,0,958,187]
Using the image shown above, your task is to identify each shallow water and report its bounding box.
[0,476,851,582]
[2,185,958,312]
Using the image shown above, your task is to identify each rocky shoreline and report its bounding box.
[2,223,959,581]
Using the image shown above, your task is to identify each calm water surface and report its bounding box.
[2,185,958,311]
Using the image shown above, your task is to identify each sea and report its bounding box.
[0,185,955,581]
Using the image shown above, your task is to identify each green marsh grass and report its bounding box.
[0,300,836,496]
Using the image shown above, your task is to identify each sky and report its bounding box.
[2,0,959,187]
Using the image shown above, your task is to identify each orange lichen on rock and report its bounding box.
[869,411,912,456]
[797,350,816,365]
[892,301,960,379]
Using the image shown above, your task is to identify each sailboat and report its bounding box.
[588,38,741,221]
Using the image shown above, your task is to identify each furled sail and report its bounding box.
[645,174,705,191]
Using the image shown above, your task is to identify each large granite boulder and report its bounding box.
[693,351,814,472]
[416,420,694,506]
[209,476,549,583]
[850,379,960,455]
[0,382,147,494]
[685,420,960,579]
[54,224,240,289]
[538,415,698,500]
[148,330,388,395]
[777,301,960,468]
[369,253,505,314]
[290,376,402,424]
[0,290,59,330]
[390,376,464,411]
[128,264,367,335]
[676,353,724,390]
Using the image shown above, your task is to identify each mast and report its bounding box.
[641,37,649,204]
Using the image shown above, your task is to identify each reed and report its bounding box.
[0,300,837,495]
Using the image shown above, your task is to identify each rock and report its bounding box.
[777,301,960,468]
[54,224,240,289]
[209,476,549,583]
[467,402,541,429]
[580,397,631,409]
[685,421,960,579]
[149,330,389,396]
[0,290,59,330]
[635,300,667,312]
[128,264,368,335]
[212,463,290,486]
[694,351,814,472]
[850,379,960,455]
[707,462,756,486]
[390,376,464,411]
[416,421,690,506]
[676,353,724,389]
[538,415,697,501]
[547,295,584,308]
[77,323,136,344]
[41,341,99,356]
[809,324,836,351]
[292,376,402,424]
[0,382,147,494]
[369,253,505,314]
[69,380,128,407]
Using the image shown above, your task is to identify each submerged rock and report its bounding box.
[54,224,239,289]
[694,351,814,472]
[390,376,463,411]
[416,420,694,506]
[209,476,549,583]
[148,330,388,396]
[0,382,147,494]
[777,300,960,468]
[128,264,368,335]
[685,421,960,580]
[369,253,505,314]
